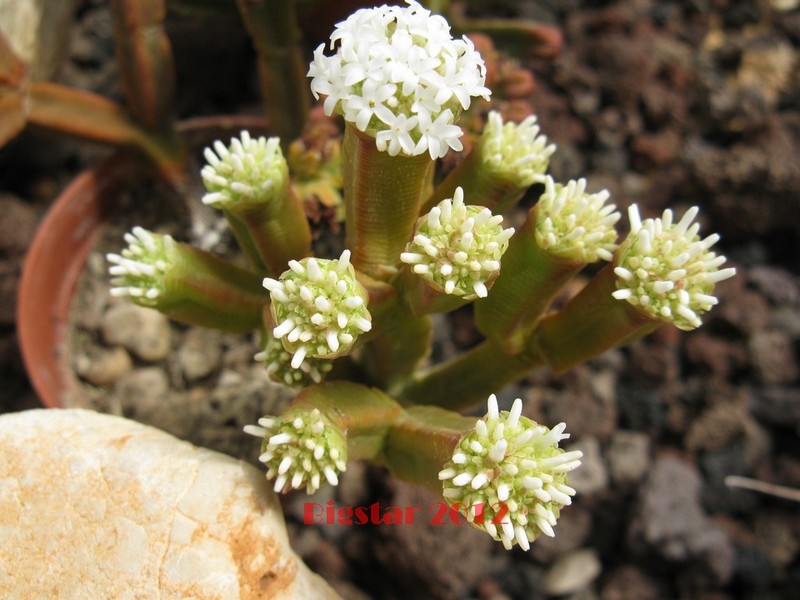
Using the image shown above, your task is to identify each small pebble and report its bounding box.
[75,346,133,386]
[543,548,602,596]
[101,304,171,362]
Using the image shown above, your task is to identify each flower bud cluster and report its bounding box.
[481,111,555,187]
[107,227,174,306]
[612,205,736,330]
[535,177,620,263]
[201,132,286,207]
[256,335,333,388]
[307,0,490,158]
[400,188,514,299]
[439,395,582,550]
[263,250,372,370]
[245,409,347,494]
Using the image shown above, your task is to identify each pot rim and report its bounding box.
[17,116,269,408]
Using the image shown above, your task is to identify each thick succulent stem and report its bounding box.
[474,206,583,355]
[530,263,661,372]
[110,0,177,135]
[382,406,475,494]
[287,381,404,461]
[423,147,523,215]
[342,124,434,281]
[107,228,266,333]
[235,0,310,146]
[397,338,542,411]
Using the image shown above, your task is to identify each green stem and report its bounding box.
[422,147,524,215]
[236,0,310,146]
[382,406,474,494]
[229,185,311,276]
[530,263,661,372]
[359,286,432,394]
[343,124,434,281]
[159,242,267,332]
[397,338,542,411]
[220,208,267,272]
[287,381,404,461]
[474,205,584,354]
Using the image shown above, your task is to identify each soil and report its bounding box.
[2,1,800,599]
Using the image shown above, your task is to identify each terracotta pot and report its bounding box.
[17,116,268,408]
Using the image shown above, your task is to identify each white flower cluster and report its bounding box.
[307,0,490,158]
[263,250,372,371]
[612,204,736,331]
[612,205,736,330]
[439,395,582,550]
[245,409,347,494]
[481,111,556,186]
[201,131,286,207]
[535,176,621,263]
[256,335,333,388]
[107,227,174,305]
[400,188,514,299]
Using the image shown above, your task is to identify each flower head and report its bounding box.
[307,0,490,158]
[256,335,333,388]
[535,177,620,263]
[245,409,347,494]
[400,188,514,298]
[612,205,736,330]
[263,250,372,370]
[201,131,287,208]
[107,227,174,306]
[439,395,582,550]
[481,111,556,187]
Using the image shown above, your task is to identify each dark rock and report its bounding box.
[0,194,38,257]
[748,330,798,385]
[732,544,773,593]
[538,367,617,442]
[631,129,682,169]
[747,266,799,306]
[601,565,664,600]
[616,385,665,432]
[530,505,592,564]
[566,437,609,497]
[712,278,770,337]
[684,332,748,381]
[628,455,735,584]
[361,480,494,600]
[627,340,679,386]
[606,430,651,488]
[685,401,752,454]
[699,443,759,514]
[500,561,546,600]
[754,512,800,570]
[304,537,351,583]
[749,386,800,431]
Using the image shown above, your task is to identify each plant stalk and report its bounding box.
[342,124,434,281]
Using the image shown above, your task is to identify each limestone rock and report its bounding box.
[0,409,340,600]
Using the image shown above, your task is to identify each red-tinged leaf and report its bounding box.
[27,82,184,176]
[111,0,176,132]
[0,30,29,146]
